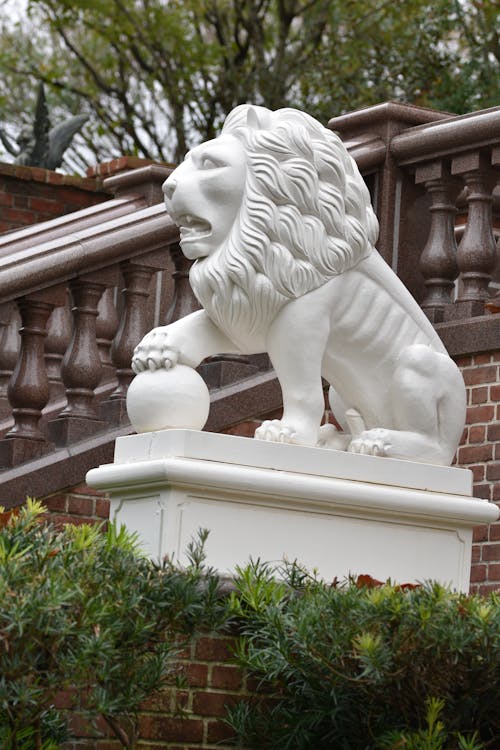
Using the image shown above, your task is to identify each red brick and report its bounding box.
[206,718,237,743]
[469,464,485,482]
[487,422,500,442]
[468,425,486,443]
[473,353,492,365]
[481,543,500,561]
[493,484,500,501]
[173,689,191,713]
[183,662,209,687]
[487,563,500,581]
[469,564,487,582]
[491,385,500,401]
[30,196,57,212]
[477,583,500,595]
[455,355,473,367]
[0,191,13,206]
[471,545,481,563]
[486,462,500,481]
[68,712,108,738]
[210,665,243,690]
[67,496,94,516]
[138,716,203,742]
[462,365,497,386]
[457,444,492,464]
[466,405,495,424]
[489,522,500,541]
[459,426,468,445]
[2,206,36,223]
[473,484,491,500]
[53,689,77,709]
[71,482,105,497]
[95,497,110,518]
[140,687,173,712]
[195,636,233,662]
[43,493,67,512]
[473,524,489,542]
[192,690,236,716]
[470,387,489,405]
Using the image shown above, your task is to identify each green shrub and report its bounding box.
[0,500,225,749]
[227,561,499,750]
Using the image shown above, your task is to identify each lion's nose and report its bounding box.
[163,177,176,202]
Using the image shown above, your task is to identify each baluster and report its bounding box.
[96,286,119,386]
[415,161,461,322]
[102,252,171,424]
[0,303,21,399]
[110,262,154,399]
[48,270,118,445]
[0,287,66,467]
[451,151,498,316]
[166,243,201,323]
[45,291,72,404]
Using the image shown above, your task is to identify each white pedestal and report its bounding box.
[86,430,499,592]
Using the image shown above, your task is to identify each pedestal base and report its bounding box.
[86,430,499,592]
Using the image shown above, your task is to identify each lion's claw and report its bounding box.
[348,428,391,457]
[131,328,180,374]
[255,419,297,444]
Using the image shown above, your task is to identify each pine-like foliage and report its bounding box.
[228,561,499,750]
[0,500,225,749]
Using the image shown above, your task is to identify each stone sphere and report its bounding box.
[126,365,210,434]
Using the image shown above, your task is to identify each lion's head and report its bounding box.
[166,105,379,346]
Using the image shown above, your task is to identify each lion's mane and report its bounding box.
[189,105,379,345]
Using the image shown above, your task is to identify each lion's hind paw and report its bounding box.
[348,428,391,457]
[255,420,298,444]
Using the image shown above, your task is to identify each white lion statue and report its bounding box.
[132,105,466,466]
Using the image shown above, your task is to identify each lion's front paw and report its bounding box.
[255,419,298,444]
[131,327,180,374]
[348,428,392,457]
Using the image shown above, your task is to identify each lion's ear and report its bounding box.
[246,106,272,131]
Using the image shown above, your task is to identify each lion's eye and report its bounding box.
[200,156,221,170]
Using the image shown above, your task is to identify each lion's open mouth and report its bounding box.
[177,214,212,242]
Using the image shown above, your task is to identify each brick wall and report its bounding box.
[43,483,110,528]
[454,351,500,594]
[0,162,107,232]
[63,633,246,750]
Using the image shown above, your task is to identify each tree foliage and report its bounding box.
[0,0,498,170]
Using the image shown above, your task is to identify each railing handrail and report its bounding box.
[0,195,145,254]
[391,106,500,165]
[0,202,179,303]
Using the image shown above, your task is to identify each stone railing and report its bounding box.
[1,102,499,503]
[330,102,500,356]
